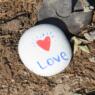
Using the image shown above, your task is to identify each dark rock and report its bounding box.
[61,11,92,34]
[38,0,93,34]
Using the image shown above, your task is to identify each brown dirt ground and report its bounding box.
[0,0,95,95]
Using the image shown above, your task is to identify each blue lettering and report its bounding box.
[53,55,61,62]
[47,58,54,65]
[36,61,47,69]
[60,52,68,60]
[36,51,69,69]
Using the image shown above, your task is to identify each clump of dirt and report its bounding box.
[0,0,95,95]
[0,0,42,23]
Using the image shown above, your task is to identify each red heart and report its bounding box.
[37,36,50,51]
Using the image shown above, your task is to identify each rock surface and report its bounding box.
[0,0,95,95]
[38,0,93,34]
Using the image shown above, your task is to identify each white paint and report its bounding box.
[18,24,72,76]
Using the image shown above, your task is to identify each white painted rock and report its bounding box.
[18,24,72,76]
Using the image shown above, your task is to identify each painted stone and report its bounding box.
[18,24,72,76]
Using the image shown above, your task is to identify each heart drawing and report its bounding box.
[36,36,51,51]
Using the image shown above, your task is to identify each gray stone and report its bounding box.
[61,11,92,34]
[38,0,72,18]
[38,0,93,34]
[73,0,83,11]
[38,4,56,19]
[53,0,72,17]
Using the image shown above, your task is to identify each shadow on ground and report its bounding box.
[87,91,95,95]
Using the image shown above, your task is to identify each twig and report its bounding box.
[0,35,11,39]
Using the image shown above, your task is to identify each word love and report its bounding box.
[37,51,69,69]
